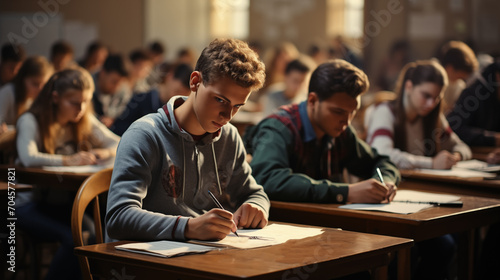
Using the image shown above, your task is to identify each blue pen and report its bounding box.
[208,190,239,237]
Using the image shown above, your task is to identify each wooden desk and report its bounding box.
[0,165,95,191]
[0,181,33,195]
[75,226,413,280]
[399,169,500,199]
[270,196,500,280]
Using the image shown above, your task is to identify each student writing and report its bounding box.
[106,38,269,242]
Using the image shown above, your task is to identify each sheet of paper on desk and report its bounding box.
[339,190,461,214]
[191,224,324,249]
[115,240,217,258]
[42,158,114,173]
[415,167,496,178]
[455,160,500,172]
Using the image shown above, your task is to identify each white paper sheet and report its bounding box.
[455,160,500,173]
[414,167,496,178]
[191,224,325,249]
[42,158,114,173]
[339,190,461,214]
[115,240,217,258]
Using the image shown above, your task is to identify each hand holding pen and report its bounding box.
[376,168,397,203]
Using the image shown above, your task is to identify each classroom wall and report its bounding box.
[248,0,327,53]
[0,0,144,59]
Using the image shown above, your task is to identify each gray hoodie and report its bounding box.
[106,96,270,242]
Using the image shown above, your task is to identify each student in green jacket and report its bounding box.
[245,59,399,204]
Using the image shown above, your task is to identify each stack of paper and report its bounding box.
[116,240,216,258]
[455,159,500,173]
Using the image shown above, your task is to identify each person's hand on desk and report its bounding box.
[348,179,397,204]
[233,203,268,229]
[63,151,97,166]
[185,209,237,240]
[432,150,460,169]
[90,148,114,161]
[0,123,7,135]
[486,148,500,164]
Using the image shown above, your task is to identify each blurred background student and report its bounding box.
[128,48,153,93]
[111,62,192,136]
[438,40,479,114]
[78,41,109,75]
[92,53,131,127]
[0,43,26,87]
[262,57,314,117]
[447,62,500,163]
[366,60,471,170]
[15,68,119,280]
[50,40,76,72]
[0,56,53,132]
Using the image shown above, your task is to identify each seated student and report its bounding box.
[438,41,478,114]
[366,60,471,170]
[145,40,167,89]
[15,68,120,280]
[245,59,398,205]
[0,56,53,132]
[262,58,312,117]
[128,48,154,93]
[0,43,26,87]
[79,41,109,75]
[50,40,75,72]
[447,62,500,150]
[92,54,132,127]
[106,38,269,242]
[111,63,192,136]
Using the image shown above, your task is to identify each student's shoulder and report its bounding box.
[0,83,15,99]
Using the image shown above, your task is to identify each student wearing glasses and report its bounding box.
[366,59,471,170]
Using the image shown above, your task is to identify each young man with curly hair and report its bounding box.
[106,38,269,241]
[245,59,399,204]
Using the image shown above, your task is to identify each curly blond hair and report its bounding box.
[195,38,265,91]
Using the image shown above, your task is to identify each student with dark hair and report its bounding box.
[245,59,398,205]
[128,48,153,93]
[79,41,109,74]
[0,56,53,132]
[50,40,75,71]
[447,62,500,151]
[111,63,193,136]
[106,38,269,242]
[438,41,479,114]
[366,60,471,170]
[146,41,167,89]
[262,57,314,116]
[0,43,26,86]
[92,53,131,127]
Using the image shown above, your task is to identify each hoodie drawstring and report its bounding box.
[181,138,186,200]
[212,143,223,195]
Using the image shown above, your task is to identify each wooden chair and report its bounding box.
[71,167,113,280]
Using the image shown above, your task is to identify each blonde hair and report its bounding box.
[28,68,94,154]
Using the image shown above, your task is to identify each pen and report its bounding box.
[393,200,463,207]
[207,190,239,237]
[376,168,385,185]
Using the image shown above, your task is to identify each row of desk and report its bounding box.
[2,160,500,280]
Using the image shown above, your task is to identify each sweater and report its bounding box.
[244,101,400,204]
[447,62,500,147]
[0,83,16,125]
[366,102,471,169]
[105,96,270,242]
[110,89,162,136]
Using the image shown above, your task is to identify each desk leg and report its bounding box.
[397,248,411,280]
[372,264,388,280]
[457,230,475,280]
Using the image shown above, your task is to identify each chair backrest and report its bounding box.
[71,167,113,280]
